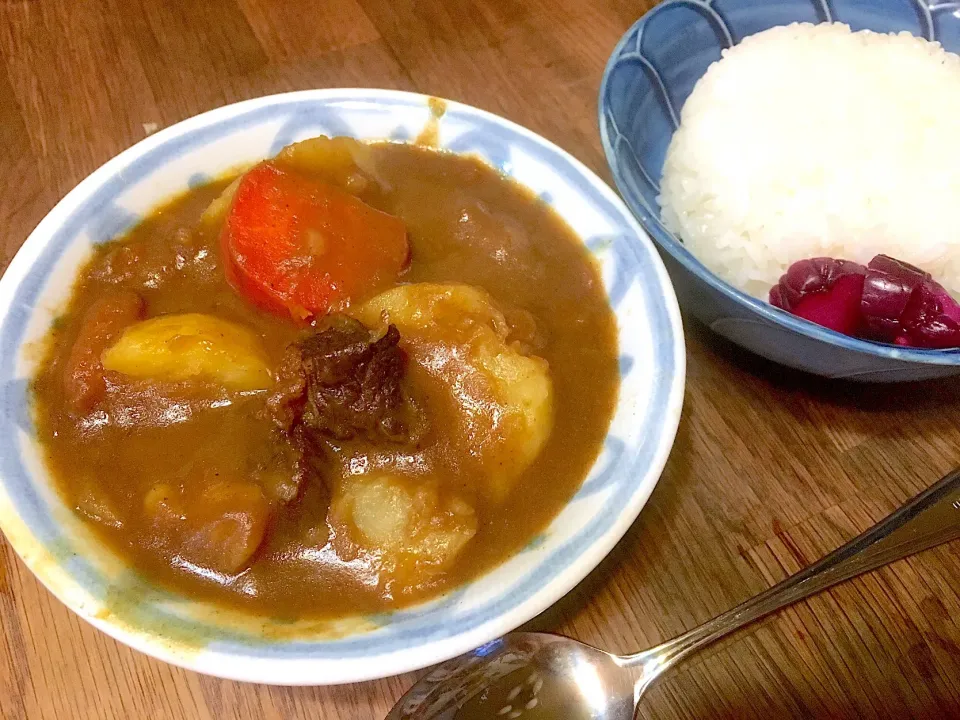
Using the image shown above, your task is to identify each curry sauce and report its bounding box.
[32,141,619,620]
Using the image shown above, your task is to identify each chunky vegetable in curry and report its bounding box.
[33,137,619,619]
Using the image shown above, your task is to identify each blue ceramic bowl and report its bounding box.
[600,0,960,382]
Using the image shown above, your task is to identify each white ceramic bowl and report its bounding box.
[0,89,685,684]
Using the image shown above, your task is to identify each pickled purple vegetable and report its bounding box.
[769,258,865,335]
[860,255,923,338]
[769,254,960,348]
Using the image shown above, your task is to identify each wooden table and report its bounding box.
[1,1,959,718]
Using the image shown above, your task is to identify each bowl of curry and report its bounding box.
[0,90,685,684]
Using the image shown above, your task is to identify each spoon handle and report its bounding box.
[623,467,960,681]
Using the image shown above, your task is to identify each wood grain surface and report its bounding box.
[1,1,959,718]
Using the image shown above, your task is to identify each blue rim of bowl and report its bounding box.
[598,4,960,367]
[0,88,686,684]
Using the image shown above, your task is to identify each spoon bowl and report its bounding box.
[386,633,636,720]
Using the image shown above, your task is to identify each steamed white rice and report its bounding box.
[658,22,960,299]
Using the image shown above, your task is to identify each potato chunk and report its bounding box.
[199,175,242,228]
[331,473,477,594]
[102,313,272,391]
[273,135,381,191]
[354,283,554,499]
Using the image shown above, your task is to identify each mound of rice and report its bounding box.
[658,22,960,300]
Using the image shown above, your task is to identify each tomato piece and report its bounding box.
[221,162,409,320]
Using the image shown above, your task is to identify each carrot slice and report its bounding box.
[221,162,408,320]
[63,290,144,413]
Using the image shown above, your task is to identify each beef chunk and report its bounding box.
[268,314,411,442]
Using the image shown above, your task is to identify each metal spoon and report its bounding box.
[387,467,960,719]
